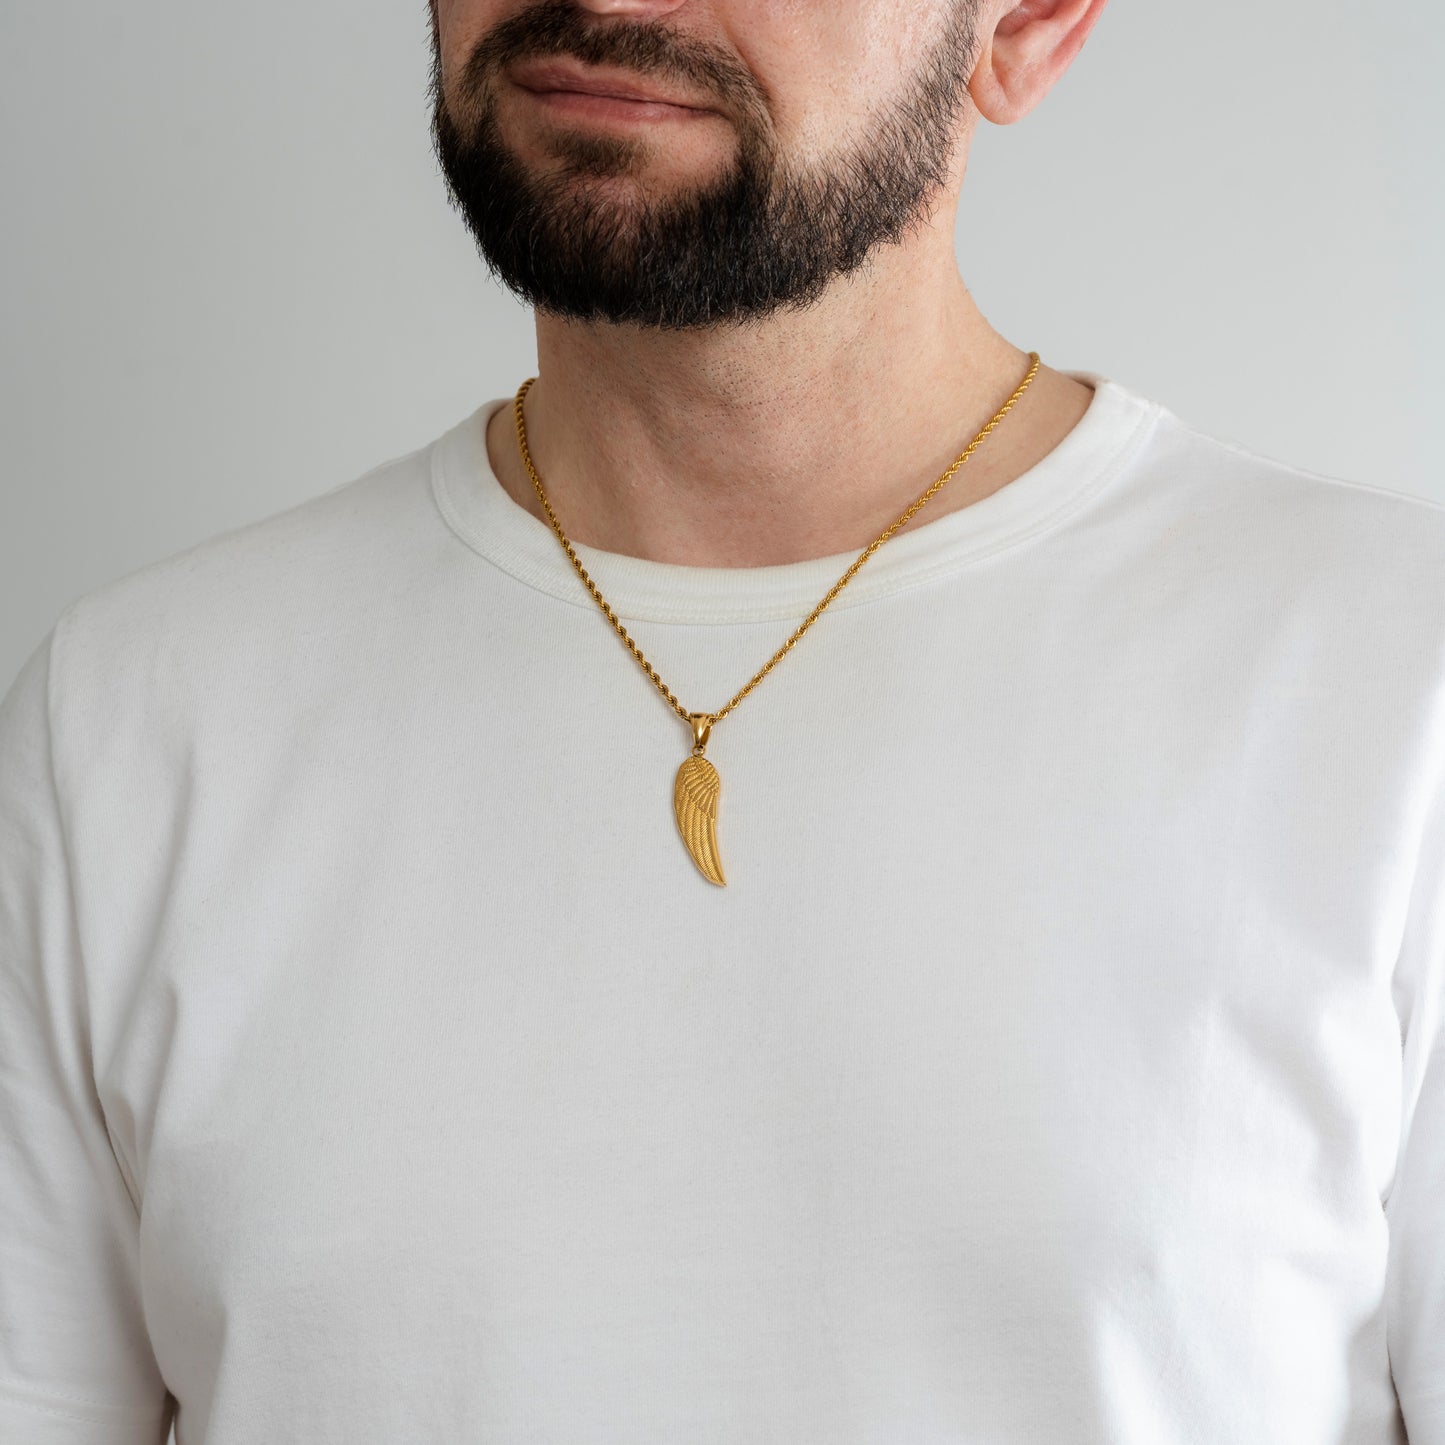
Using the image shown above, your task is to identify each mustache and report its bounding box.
[460,0,770,127]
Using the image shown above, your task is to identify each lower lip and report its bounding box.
[518,86,713,125]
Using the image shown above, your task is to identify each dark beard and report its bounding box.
[429,0,978,330]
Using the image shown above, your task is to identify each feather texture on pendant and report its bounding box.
[673,754,727,886]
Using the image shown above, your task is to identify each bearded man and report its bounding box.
[1,2,1442,1442]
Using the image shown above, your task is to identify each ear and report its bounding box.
[969,0,1109,126]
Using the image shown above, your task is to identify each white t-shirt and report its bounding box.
[2,371,1443,1445]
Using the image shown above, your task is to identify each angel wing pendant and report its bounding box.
[674,714,727,886]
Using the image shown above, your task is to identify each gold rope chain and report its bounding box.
[511,351,1041,734]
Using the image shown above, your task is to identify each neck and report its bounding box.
[485,214,1093,569]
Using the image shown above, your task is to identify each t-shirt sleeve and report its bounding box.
[1387,757,1445,1440]
[0,622,174,1445]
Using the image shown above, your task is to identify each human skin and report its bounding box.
[430,0,1109,567]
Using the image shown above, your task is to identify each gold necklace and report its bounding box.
[512,351,1042,887]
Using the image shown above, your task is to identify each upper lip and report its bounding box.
[507,59,714,112]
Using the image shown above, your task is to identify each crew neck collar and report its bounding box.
[430,370,1160,625]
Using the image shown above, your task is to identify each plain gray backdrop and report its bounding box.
[2,0,1442,693]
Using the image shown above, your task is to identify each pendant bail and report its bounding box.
[688,711,713,754]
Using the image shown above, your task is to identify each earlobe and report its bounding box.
[966,38,1009,127]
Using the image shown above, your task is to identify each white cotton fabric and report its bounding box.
[1,371,1443,1445]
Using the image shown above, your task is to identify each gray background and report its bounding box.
[2,0,1442,694]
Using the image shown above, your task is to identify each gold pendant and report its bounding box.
[674,712,727,886]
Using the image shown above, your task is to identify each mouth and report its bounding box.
[506,58,719,124]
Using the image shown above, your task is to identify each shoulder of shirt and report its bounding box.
[37,430,440,719]
[1108,383,1445,593]
[1136,388,1445,528]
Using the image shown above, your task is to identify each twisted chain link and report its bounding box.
[512,351,1041,733]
